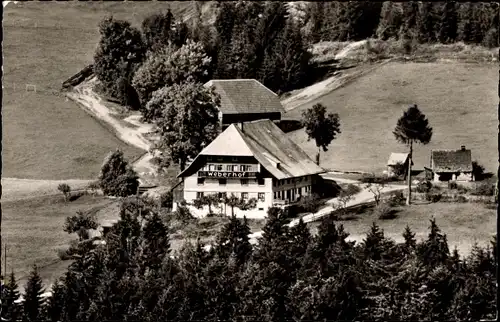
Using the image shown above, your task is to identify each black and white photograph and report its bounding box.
[1,1,498,321]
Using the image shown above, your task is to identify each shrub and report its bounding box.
[160,190,174,209]
[417,180,432,193]
[472,161,486,181]
[296,194,325,213]
[360,174,390,184]
[389,191,405,207]
[345,183,362,195]
[471,181,495,196]
[374,202,397,220]
[457,184,469,195]
[448,181,458,190]
[426,188,442,203]
[57,183,71,202]
[456,195,468,203]
[172,206,195,224]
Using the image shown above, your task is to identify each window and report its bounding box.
[258,208,264,211]
[242,192,249,200]
[218,192,226,199]
[226,165,232,171]
[196,192,204,199]
[209,164,215,171]
[240,165,246,172]
[258,193,265,201]
[217,164,223,171]
[217,157,223,162]
[274,192,277,199]
[287,179,291,184]
[257,178,265,186]
[241,179,249,186]
[219,179,227,186]
[232,157,238,162]
[207,156,213,161]
[197,178,205,185]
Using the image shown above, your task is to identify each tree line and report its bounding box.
[1,199,496,321]
[305,2,499,47]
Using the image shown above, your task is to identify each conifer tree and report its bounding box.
[417,219,450,266]
[141,212,170,272]
[44,280,66,322]
[1,271,21,322]
[215,215,252,267]
[400,2,419,39]
[393,104,433,205]
[22,265,46,322]
[438,2,458,43]
[402,224,417,252]
[363,222,392,261]
[141,9,175,52]
[376,2,404,40]
[417,2,438,43]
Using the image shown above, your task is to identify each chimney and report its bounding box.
[461,145,465,151]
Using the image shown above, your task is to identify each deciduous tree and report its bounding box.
[150,82,220,171]
[94,16,146,103]
[393,104,432,205]
[301,103,341,166]
[98,149,139,197]
[64,210,99,242]
[132,40,212,117]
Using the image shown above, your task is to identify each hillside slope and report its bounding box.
[285,61,497,174]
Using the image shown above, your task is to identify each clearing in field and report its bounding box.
[2,1,201,179]
[308,201,496,256]
[286,62,497,175]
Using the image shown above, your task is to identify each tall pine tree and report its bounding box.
[438,2,458,43]
[1,271,21,322]
[22,265,46,322]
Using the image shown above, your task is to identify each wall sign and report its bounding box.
[198,171,257,178]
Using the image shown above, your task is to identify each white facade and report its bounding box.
[179,167,314,219]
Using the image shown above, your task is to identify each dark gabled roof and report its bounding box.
[204,79,285,115]
[178,120,324,180]
[431,148,473,172]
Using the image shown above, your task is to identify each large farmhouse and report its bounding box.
[204,79,285,129]
[173,119,325,218]
[430,146,474,182]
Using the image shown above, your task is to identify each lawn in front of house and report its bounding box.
[308,201,496,256]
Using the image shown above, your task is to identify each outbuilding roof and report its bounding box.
[387,152,412,166]
[178,120,324,180]
[431,148,473,173]
[204,79,285,115]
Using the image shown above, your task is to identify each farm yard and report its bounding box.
[285,61,497,175]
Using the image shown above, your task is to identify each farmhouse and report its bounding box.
[173,119,325,218]
[204,79,285,128]
[386,152,413,178]
[430,146,474,182]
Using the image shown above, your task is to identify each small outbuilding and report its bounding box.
[387,152,413,178]
[430,146,474,182]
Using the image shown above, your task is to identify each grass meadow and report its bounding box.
[286,61,497,175]
[2,1,199,179]
[2,194,116,286]
[308,201,497,256]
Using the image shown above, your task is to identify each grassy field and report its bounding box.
[286,61,497,175]
[308,201,496,256]
[2,2,202,179]
[2,194,116,284]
